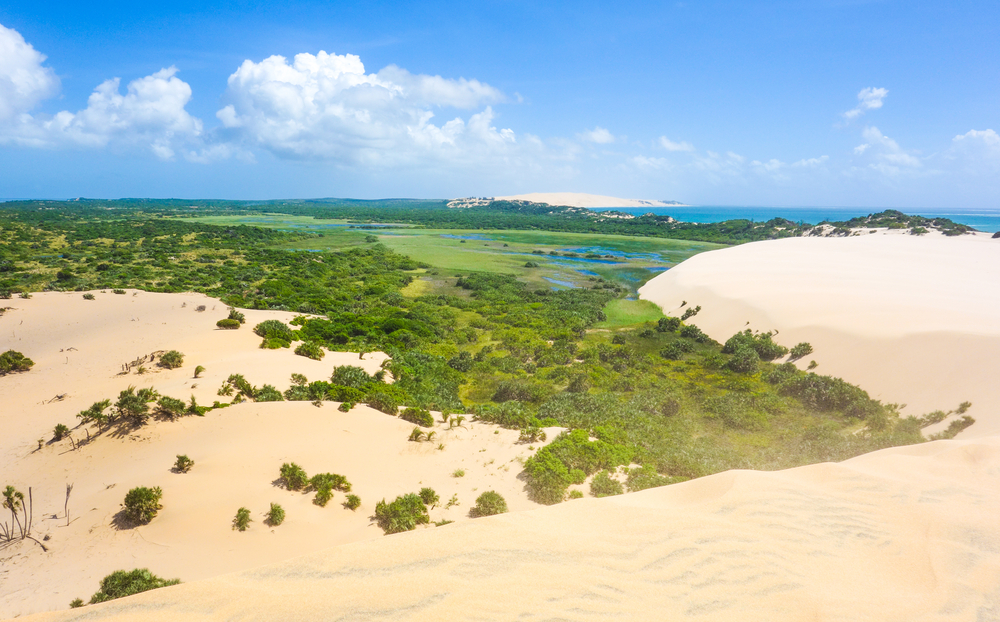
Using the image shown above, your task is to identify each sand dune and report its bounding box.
[17,434,1000,621]
[639,232,1000,436]
[495,192,679,208]
[0,291,546,617]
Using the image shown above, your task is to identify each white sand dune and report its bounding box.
[0,291,546,617]
[17,434,1000,621]
[495,192,679,208]
[640,231,1000,436]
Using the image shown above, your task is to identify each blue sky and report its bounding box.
[0,0,998,207]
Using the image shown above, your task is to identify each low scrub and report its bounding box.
[374,493,430,534]
[216,318,241,330]
[471,491,508,517]
[232,507,252,531]
[279,462,309,490]
[173,455,194,473]
[0,350,33,375]
[400,407,434,427]
[265,502,285,526]
[158,350,184,369]
[589,470,624,497]
[88,569,180,604]
[122,486,163,524]
[294,341,325,360]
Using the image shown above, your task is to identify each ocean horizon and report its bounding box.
[589,205,1000,233]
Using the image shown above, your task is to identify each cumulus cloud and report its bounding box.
[843,87,888,120]
[0,24,203,159]
[792,155,829,168]
[0,22,60,121]
[215,50,516,164]
[579,126,615,144]
[952,128,1000,150]
[659,136,694,152]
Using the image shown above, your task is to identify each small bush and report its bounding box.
[279,462,309,490]
[70,598,84,608]
[82,293,95,300]
[590,470,624,497]
[254,384,284,402]
[727,345,760,374]
[0,350,34,374]
[519,426,547,443]
[294,341,325,360]
[789,342,814,359]
[400,407,434,427]
[656,316,681,332]
[216,318,241,330]
[568,490,584,499]
[344,494,361,510]
[253,319,294,341]
[112,289,126,295]
[471,491,508,517]
[418,487,439,507]
[157,396,186,418]
[338,401,354,412]
[159,350,184,369]
[374,493,430,534]
[309,472,351,507]
[53,423,70,441]
[452,468,465,478]
[227,308,246,324]
[265,502,285,526]
[89,569,180,604]
[680,305,701,321]
[122,486,163,524]
[173,455,194,473]
[232,507,252,531]
[193,365,205,378]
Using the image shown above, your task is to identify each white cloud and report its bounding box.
[843,87,888,120]
[216,51,516,164]
[579,126,615,144]
[659,136,693,151]
[0,22,60,121]
[751,158,784,172]
[848,126,924,178]
[629,155,672,171]
[952,128,1000,150]
[0,24,203,159]
[792,155,829,168]
[854,143,870,155]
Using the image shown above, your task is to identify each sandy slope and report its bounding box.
[17,434,1000,622]
[0,291,547,617]
[639,231,1000,436]
[495,192,679,208]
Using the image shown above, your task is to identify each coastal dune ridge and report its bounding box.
[640,230,1000,436]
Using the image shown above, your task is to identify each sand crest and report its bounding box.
[494,192,678,208]
[15,434,1000,621]
[639,232,1000,436]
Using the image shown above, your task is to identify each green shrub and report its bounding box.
[173,455,194,473]
[400,407,434,427]
[157,396,186,418]
[309,473,351,507]
[294,341,325,360]
[53,423,70,441]
[680,305,701,320]
[254,384,284,402]
[727,345,760,374]
[279,462,309,490]
[227,308,246,324]
[626,465,675,492]
[331,365,376,389]
[656,317,681,332]
[70,598,84,608]
[338,401,354,412]
[115,386,151,425]
[159,350,184,369]
[122,486,163,524]
[232,507,252,531]
[374,493,430,534]
[789,342,813,359]
[660,340,693,360]
[568,490,584,499]
[366,388,405,415]
[722,329,788,361]
[344,494,361,510]
[216,318,241,330]
[452,468,465,478]
[82,293,95,300]
[253,319,294,341]
[519,426,547,443]
[89,569,180,604]
[265,502,285,526]
[590,470,624,497]
[418,487,439,507]
[471,491,508,517]
[112,289,126,295]
[194,365,205,378]
[260,337,291,349]
[0,350,34,374]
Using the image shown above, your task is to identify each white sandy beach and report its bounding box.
[640,231,1000,437]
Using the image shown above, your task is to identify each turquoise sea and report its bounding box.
[590,206,1000,233]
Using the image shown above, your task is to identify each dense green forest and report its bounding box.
[0,201,971,504]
